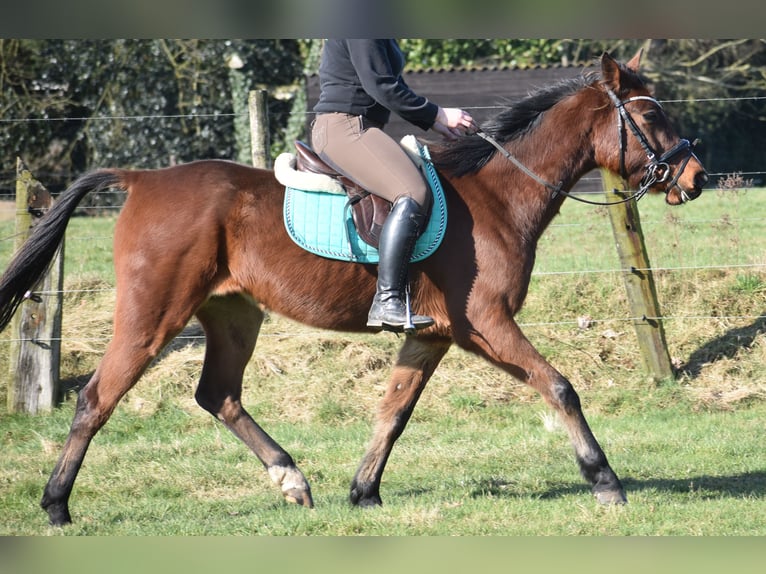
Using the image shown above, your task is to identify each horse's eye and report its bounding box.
[643,110,658,123]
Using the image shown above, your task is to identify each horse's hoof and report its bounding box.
[42,501,72,526]
[594,488,628,505]
[283,487,314,508]
[268,465,313,508]
[356,495,382,508]
[350,483,382,507]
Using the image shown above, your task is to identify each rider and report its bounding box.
[311,39,475,332]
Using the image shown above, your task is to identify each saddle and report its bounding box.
[293,140,392,248]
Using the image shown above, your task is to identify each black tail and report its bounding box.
[0,169,122,331]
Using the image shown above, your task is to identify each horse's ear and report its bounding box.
[600,52,621,91]
[626,49,643,72]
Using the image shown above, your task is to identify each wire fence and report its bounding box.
[1,94,766,194]
[1,99,765,347]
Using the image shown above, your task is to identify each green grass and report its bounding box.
[0,211,118,284]
[0,186,765,535]
[535,187,766,273]
[2,396,764,535]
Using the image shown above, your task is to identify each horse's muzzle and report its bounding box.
[662,138,708,204]
[687,170,709,199]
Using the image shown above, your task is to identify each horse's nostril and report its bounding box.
[695,171,709,189]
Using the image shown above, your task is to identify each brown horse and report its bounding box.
[0,52,707,526]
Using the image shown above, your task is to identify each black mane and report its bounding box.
[430,72,597,178]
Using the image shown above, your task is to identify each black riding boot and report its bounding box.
[367,196,434,332]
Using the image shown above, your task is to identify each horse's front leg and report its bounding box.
[546,372,627,504]
[350,336,451,507]
[462,319,626,504]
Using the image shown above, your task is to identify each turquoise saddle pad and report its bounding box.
[283,143,446,264]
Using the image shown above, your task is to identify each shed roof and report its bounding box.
[304,65,603,193]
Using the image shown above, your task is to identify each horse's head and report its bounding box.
[598,51,708,205]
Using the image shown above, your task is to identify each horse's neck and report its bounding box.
[480,100,599,244]
[515,99,598,191]
[517,125,591,191]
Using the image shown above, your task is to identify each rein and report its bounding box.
[475,130,565,198]
[475,87,698,207]
[475,129,642,207]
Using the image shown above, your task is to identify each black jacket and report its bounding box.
[313,39,439,131]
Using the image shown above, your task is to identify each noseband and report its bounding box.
[476,87,700,206]
[606,88,699,203]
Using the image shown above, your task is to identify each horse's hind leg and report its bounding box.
[350,336,451,506]
[193,295,313,508]
[41,318,186,525]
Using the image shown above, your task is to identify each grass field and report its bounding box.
[0,183,764,535]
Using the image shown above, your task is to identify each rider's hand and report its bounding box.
[432,107,476,140]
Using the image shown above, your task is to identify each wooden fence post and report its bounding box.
[7,158,64,413]
[600,169,674,381]
[227,52,251,165]
[248,89,270,169]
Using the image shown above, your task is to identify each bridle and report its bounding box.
[475,87,700,206]
[605,87,700,204]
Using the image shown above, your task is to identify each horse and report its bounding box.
[0,51,707,526]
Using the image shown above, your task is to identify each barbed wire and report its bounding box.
[7,258,763,301]
[2,176,765,202]
[1,312,764,347]
[0,94,764,126]
[0,112,239,124]
[0,96,764,349]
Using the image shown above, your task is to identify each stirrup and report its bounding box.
[366,284,434,333]
[403,282,416,334]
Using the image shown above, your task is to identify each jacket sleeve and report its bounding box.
[346,39,439,131]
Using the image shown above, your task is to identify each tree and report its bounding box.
[637,39,766,180]
[399,39,766,179]
[0,39,304,203]
[2,39,762,202]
